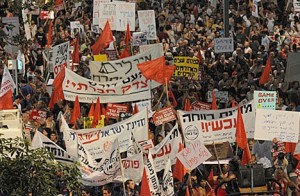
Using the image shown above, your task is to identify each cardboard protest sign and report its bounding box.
[52,41,70,77]
[173,57,199,80]
[92,0,110,28]
[132,32,147,46]
[207,91,228,103]
[177,140,212,170]
[106,103,129,119]
[139,43,164,55]
[152,106,177,126]
[138,10,157,40]
[214,37,234,53]
[254,91,277,110]
[254,109,300,143]
[70,21,83,37]
[116,2,135,31]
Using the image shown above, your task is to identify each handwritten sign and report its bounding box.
[116,2,135,31]
[132,100,153,118]
[138,10,157,40]
[254,109,300,143]
[254,91,277,110]
[177,140,212,170]
[152,106,177,126]
[99,2,117,30]
[132,32,147,46]
[70,21,82,37]
[52,41,70,77]
[214,37,234,53]
[173,57,199,80]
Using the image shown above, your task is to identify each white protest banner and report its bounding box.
[138,10,157,40]
[73,109,148,159]
[117,153,144,183]
[145,152,161,195]
[254,109,300,143]
[132,100,153,118]
[99,2,117,30]
[294,0,300,12]
[31,131,74,164]
[254,91,277,110]
[139,43,164,55]
[162,158,174,196]
[132,32,148,46]
[61,114,78,158]
[0,66,16,97]
[207,91,228,103]
[150,124,182,172]
[89,43,163,82]
[78,139,121,186]
[63,68,152,103]
[177,140,211,170]
[214,37,234,53]
[52,42,70,77]
[178,100,255,144]
[93,0,110,27]
[115,2,135,31]
[2,17,20,57]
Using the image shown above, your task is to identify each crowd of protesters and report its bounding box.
[1,0,300,195]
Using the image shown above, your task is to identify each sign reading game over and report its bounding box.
[138,10,157,40]
[52,41,70,77]
[214,37,234,53]
[173,57,199,80]
[254,91,277,110]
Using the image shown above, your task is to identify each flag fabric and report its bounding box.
[91,21,114,55]
[140,168,151,196]
[241,145,251,165]
[184,98,191,111]
[236,104,248,150]
[125,23,131,46]
[119,48,131,59]
[49,67,65,109]
[88,101,95,117]
[185,187,190,196]
[208,168,214,186]
[197,48,203,65]
[232,100,236,108]
[133,103,139,115]
[259,56,272,85]
[168,90,178,107]
[162,158,174,196]
[72,34,80,65]
[92,97,101,128]
[211,90,218,110]
[47,20,53,48]
[173,143,186,183]
[69,96,80,126]
[137,56,175,84]
[0,66,16,110]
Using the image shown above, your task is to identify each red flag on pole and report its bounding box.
[236,104,248,150]
[132,103,139,114]
[259,56,272,85]
[211,90,218,110]
[47,20,53,48]
[137,56,175,84]
[48,67,65,109]
[69,96,80,126]
[184,98,191,111]
[0,66,15,110]
[140,168,151,196]
[72,34,80,65]
[88,101,95,117]
[125,23,131,46]
[92,97,101,128]
[173,143,186,182]
[91,21,114,55]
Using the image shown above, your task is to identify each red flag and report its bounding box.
[0,66,15,110]
[92,97,101,128]
[241,145,251,165]
[119,48,131,59]
[72,34,80,65]
[88,101,95,117]
[140,168,151,196]
[69,96,81,126]
[197,48,203,65]
[211,90,218,110]
[49,67,65,109]
[236,104,248,150]
[259,56,272,85]
[173,143,186,182]
[125,23,131,46]
[168,90,178,107]
[0,89,14,110]
[208,168,214,186]
[47,20,53,48]
[133,103,139,114]
[285,142,296,153]
[91,21,114,55]
[137,56,175,84]
[232,100,236,108]
[184,98,191,111]
[185,187,190,196]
